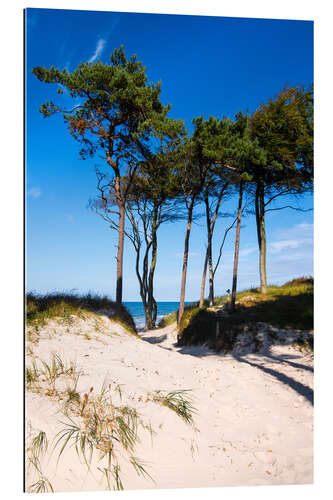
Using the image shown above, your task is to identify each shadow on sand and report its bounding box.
[232,353,313,405]
[174,337,314,405]
[141,333,168,345]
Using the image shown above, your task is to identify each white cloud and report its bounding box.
[239,246,256,257]
[268,221,313,256]
[27,187,42,198]
[269,238,313,254]
[276,221,313,240]
[89,38,106,63]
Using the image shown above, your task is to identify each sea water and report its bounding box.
[123,301,186,329]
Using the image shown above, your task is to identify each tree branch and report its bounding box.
[265,205,313,213]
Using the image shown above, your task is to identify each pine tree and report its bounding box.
[32,46,177,303]
[250,86,313,293]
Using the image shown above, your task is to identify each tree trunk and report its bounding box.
[199,184,227,308]
[199,250,209,308]
[142,243,152,330]
[116,201,125,304]
[230,180,244,312]
[203,191,215,306]
[259,191,267,294]
[255,179,267,294]
[178,195,195,325]
[208,243,214,306]
[147,205,158,329]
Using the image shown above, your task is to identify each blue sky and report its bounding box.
[25,8,313,301]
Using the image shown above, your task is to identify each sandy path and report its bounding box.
[25,318,313,492]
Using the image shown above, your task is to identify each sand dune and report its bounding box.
[25,314,313,492]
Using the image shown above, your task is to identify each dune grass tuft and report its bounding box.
[49,381,197,490]
[149,389,196,425]
[25,352,82,398]
[54,381,154,490]
[26,429,54,493]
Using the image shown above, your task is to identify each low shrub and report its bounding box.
[176,278,313,351]
[177,308,217,347]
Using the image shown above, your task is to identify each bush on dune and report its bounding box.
[163,278,313,351]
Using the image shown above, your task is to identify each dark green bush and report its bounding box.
[176,278,313,351]
[177,308,217,346]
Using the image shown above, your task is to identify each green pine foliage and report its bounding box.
[32,46,184,161]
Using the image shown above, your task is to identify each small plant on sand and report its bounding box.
[26,345,34,357]
[26,359,39,387]
[26,324,40,344]
[149,389,197,425]
[54,381,154,490]
[65,373,81,407]
[54,382,197,490]
[26,429,54,493]
[40,353,69,394]
[26,353,82,399]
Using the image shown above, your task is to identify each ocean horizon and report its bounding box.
[123,301,189,329]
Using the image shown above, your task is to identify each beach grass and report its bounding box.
[26,292,137,335]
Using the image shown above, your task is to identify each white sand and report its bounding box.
[25,314,313,492]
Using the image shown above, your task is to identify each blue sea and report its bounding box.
[123,301,188,329]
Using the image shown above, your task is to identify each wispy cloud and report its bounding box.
[239,246,256,257]
[276,221,313,240]
[269,238,313,254]
[175,252,200,258]
[269,221,313,255]
[27,187,42,198]
[89,38,106,63]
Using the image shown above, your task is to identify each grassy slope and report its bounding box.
[160,278,313,346]
[26,293,137,335]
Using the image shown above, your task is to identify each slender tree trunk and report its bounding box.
[199,184,227,308]
[230,180,244,312]
[255,179,267,294]
[116,201,125,304]
[152,298,158,325]
[145,202,158,330]
[178,195,195,325]
[147,206,158,329]
[203,192,215,306]
[208,244,214,306]
[259,191,267,294]
[199,250,209,308]
[142,243,152,329]
[134,243,149,331]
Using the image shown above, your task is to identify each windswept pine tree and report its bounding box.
[220,111,264,312]
[188,117,234,308]
[32,46,180,304]
[250,86,313,293]
[176,130,213,325]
